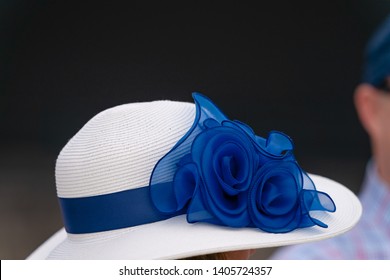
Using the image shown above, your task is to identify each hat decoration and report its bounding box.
[59,93,335,235]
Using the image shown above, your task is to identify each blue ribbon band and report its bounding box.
[59,186,183,234]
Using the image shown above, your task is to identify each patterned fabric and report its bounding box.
[271,160,390,259]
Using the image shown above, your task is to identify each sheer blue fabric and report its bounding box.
[150,93,336,233]
[59,93,336,234]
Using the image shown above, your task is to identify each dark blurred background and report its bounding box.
[1,1,389,259]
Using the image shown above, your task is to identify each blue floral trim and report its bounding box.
[150,93,336,233]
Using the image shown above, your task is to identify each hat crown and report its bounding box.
[55,100,195,198]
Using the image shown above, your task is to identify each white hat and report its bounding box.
[27,93,362,260]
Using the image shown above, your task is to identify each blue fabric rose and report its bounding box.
[184,119,257,227]
[248,161,306,233]
[150,93,336,233]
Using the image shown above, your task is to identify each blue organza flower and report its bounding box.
[181,119,256,228]
[150,93,336,233]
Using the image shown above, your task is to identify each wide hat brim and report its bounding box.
[27,174,362,260]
